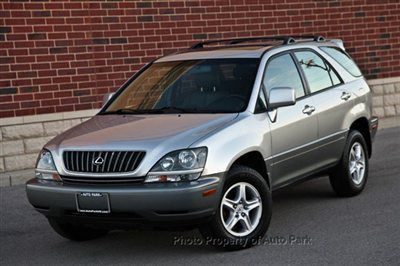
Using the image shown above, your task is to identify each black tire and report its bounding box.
[329,130,369,197]
[199,165,272,250]
[48,218,108,241]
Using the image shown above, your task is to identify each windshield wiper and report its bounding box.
[101,108,150,115]
[101,107,203,115]
[154,106,200,113]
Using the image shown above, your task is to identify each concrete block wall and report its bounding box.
[369,77,400,118]
[0,109,98,186]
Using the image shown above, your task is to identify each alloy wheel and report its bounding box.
[349,142,366,185]
[220,182,262,237]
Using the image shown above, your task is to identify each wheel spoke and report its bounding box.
[350,149,356,161]
[356,167,362,182]
[226,215,239,230]
[352,167,359,180]
[354,145,362,160]
[239,184,246,202]
[246,199,261,211]
[222,198,236,211]
[242,214,252,231]
[350,165,357,175]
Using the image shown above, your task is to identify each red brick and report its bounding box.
[0,0,399,118]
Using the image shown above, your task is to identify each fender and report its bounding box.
[191,112,272,177]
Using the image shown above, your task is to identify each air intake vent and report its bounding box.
[63,151,145,173]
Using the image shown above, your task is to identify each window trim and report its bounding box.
[260,51,309,103]
[290,48,345,97]
[319,46,363,77]
[257,47,346,113]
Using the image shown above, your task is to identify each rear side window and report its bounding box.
[263,54,305,98]
[294,51,341,93]
[320,46,362,77]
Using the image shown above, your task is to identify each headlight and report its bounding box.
[145,147,207,183]
[35,149,59,180]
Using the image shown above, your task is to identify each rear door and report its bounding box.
[263,53,319,188]
[293,49,351,168]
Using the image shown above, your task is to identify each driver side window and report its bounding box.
[263,54,305,99]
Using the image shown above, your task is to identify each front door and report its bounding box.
[263,53,319,188]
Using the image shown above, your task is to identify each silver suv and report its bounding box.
[26,36,378,249]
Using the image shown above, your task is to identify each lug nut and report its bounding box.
[241,213,245,217]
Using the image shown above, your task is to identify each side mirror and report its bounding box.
[102,92,115,106]
[268,87,296,110]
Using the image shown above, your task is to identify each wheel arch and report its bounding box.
[349,117,372,157]
[229,151,270,188]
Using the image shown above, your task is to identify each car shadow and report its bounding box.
[45,176,337,256]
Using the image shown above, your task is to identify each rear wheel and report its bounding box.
[329,130,369,197]
[48,218,108,241]
[199,165,272,250]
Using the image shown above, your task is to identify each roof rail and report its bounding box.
[330,39,345,50]
[190,35,326,49]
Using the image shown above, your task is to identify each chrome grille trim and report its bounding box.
[63,151,145,173]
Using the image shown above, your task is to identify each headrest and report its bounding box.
[194,72,217,92]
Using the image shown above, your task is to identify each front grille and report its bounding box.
[63,151,145,173]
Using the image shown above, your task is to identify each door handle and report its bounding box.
[302,105,315,115]
[341,92,351,101]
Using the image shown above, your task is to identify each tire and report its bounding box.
[329,130,369,197]
[48,218,108,241]
[199,165,272,250]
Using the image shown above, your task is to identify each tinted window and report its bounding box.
[263,54,305,98]
[104,59,259,114]
[295,51,341,93]
[320,46,362,77]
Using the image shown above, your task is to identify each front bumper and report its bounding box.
[26,174,224,228]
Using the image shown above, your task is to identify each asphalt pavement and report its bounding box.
[1,126,399,265]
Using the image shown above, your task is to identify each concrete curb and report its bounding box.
[378,116,400,129]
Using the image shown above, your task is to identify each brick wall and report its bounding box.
[1,0,400,118]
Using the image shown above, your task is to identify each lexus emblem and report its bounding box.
[93,157,104,166]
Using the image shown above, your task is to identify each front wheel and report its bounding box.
[48,218,108,241]
[199,165,272,250]
[329,130,369,197]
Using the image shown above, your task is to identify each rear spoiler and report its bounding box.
[330,39,345,51]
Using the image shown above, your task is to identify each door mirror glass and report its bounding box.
[268,87,296,110]
[102,93,115,106]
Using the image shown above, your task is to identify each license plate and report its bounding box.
[76,192,110,214]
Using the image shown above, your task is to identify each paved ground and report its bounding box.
[1,126,399,265]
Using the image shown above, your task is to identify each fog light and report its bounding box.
[35,171,61,181]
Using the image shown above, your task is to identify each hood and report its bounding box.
[46,113,238,153]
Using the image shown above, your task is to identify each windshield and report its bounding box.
[102,59,259,114]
